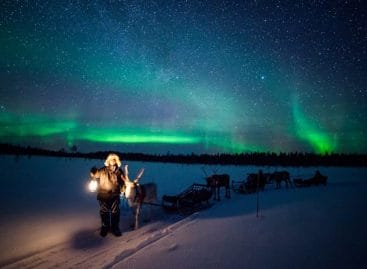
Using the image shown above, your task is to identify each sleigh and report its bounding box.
[293,175,328,187]
[232,180,258,194]
[293,171,328,188]
[162,183,212,215]
[232,173,267,194]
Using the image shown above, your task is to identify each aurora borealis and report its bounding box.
[1,1,366,154]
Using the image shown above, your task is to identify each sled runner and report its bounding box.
[162,183,212,215]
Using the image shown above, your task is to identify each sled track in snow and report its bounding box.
[103,214,198,269]
[1,213,199,269]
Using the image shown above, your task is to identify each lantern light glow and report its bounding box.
[88,179,98,192]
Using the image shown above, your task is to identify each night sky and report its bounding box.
[1,0,366,154]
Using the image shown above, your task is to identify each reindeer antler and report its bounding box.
[134,168,144,183]
[124,165,129,181]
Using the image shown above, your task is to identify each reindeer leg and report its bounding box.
[129,207,136,229]
[135,204,141,230]
[211,186,216,201]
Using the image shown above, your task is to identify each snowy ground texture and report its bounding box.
[0,155,366,269]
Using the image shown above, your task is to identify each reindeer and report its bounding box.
[269,171,292,189]
[122,165,157,230]
[245,172,267,191]
[206,174,231,201]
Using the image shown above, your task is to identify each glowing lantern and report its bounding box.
[88,179,98,192]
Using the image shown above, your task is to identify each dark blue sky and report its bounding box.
[1,0,366,154]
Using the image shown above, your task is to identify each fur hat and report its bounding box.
[104,153,122,167]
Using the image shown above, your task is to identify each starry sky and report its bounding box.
[1,0,366,154]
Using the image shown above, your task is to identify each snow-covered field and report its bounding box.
[0,155,366,268]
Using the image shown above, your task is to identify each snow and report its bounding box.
[0,155,366,268]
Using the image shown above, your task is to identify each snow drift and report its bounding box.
[0,155,366,268]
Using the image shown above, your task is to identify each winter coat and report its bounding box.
[90,166,125,198]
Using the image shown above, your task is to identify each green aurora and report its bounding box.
[1,1,366,154]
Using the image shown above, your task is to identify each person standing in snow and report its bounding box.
[90,153,125,237]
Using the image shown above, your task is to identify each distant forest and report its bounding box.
[0,143,366,167]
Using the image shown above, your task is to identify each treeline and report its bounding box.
[0,143,366,167]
